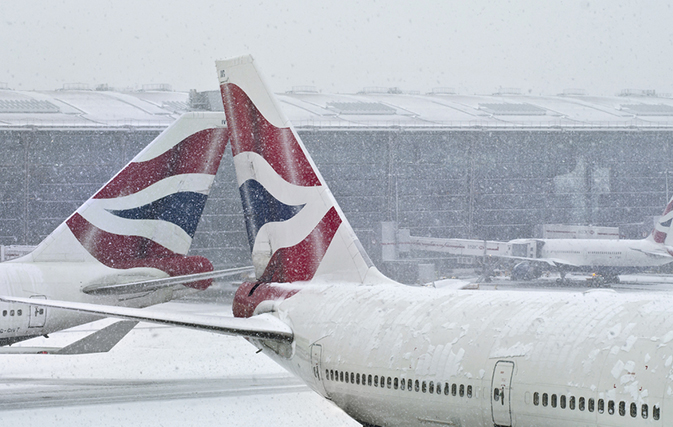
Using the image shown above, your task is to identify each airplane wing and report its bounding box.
[0,320,139,355]
[494,255,575,267]
[0,296,293,343]
[81,266,254,295]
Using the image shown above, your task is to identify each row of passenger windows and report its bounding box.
[531,392,660,420]
[325,369,473,398]
[2,309,22,317]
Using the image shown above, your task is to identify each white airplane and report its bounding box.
[5,56,673,426]
[0,112,253,354]
[508,207,673,282]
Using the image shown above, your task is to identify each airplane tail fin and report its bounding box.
[21,112,228,289]
[651,195,673,245]
[216,55,388,285]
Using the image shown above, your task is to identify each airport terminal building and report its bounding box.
[2,83,673,281]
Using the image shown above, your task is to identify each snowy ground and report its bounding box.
[0,302,359,427]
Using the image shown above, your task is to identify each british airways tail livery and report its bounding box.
[651,195,673,245]
[219,55,389,287]
[9,57,673,427]
[0,112,250,353]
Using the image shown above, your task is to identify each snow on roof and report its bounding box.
[2,88,673,130]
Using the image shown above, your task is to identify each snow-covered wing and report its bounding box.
[0,296,293,343]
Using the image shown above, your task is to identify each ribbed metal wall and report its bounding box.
[0,128,670,276]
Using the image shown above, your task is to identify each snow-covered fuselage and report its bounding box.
[240,282,672,427]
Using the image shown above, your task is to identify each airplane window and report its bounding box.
[533,392,539,406]
[330,370,334,381]
[608,400,614,415]
[560,395,566,409]
[551,394,557,408]
[630,402,637,418]
[394,378,398,390]
[368,375,372,386]
[619,401,625,416]
[467,385,472,398]
[653,405,660,420]
[437,383,442,395]
[356,373,360,384]
[542,393,548,407]
[422,381,427,393]
[387,377,391,389]
[642,404,648,419]
[401,378,405,390]
[588,398,594,412]
[374,376,378,387]
[415,380,420,392]
[569,396,575,410]
[2,310,5,316]
[493,388,500,402]
[17,309,21,316]
[598,399,604,414]
[429,381,434,394]
[459,384,464,397]
[340,371,344,382]
[452,384,457,396]
[408,379,413,391]
[444,383,449,395]
[325,369,329,380]
[10,310,14,316]
[345,372,349,383]
[579,397,585,411]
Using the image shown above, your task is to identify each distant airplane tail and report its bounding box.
[21,112,229,289]
[650,195,673,245]
[216,56,387,285]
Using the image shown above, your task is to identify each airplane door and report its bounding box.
[310,344,328,397]
[491,361,515,427]
[28,295,47,328]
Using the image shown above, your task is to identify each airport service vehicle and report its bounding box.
[0,112,252,354]
[8,56,673,426]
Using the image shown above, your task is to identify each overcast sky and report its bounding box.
[2,0,672,96]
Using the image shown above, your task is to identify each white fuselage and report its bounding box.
[538,238,672,269]
[253,283,673,427]
[0,261,178,345]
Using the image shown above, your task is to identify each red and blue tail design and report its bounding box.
[23,112,228,289]
[217,56,387,285]
[651,195,673,245]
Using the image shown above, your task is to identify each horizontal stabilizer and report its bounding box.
[0,320,138,355]
[0,296,293,343]
[82,266,254,295]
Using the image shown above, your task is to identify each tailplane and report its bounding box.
[20,112,228,288]
[216,56,388,285]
